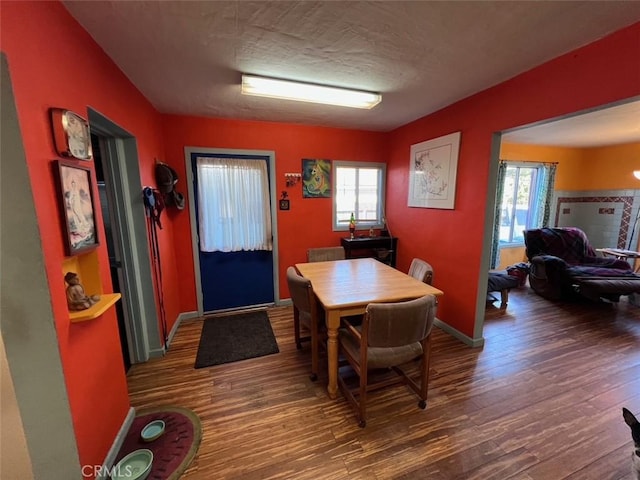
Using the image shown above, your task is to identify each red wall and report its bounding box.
[387,22,640,337]
[163,23,640,338]
[2,0,639,474]
[161,116,387,309]
[0,1,181,473]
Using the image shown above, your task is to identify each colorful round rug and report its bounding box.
[113,406,202,480]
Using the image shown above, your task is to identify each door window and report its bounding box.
[197,157,272,252]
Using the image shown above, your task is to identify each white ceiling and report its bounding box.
[502,99,640,148]
[63,1,640,146]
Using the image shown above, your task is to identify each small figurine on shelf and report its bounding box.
[64,272,100,311]
[349,212,356,239]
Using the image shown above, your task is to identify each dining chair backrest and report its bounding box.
[365,295,436,348]
[408,258,434,285]
[307,246,345,262]
[286,266,324,381]
[286,266,314,314]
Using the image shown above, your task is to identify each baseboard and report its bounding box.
[148,311,199,359]
[434,318,485,348]
[169,311,198,343]
[148,346,165,359]
[179,310,200,321]
[97,406,136,480]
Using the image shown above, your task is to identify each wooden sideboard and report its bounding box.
[340,236,398,267]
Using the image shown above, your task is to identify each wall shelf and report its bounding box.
[68,293,121,323]
[63,250,120,323]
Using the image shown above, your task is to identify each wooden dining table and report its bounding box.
[295,257,444,399]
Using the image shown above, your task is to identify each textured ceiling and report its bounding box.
[503,99,640,148]
[63,1,640,144]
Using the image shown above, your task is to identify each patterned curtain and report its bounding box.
[535,163,557,227]
[490,161,507,269]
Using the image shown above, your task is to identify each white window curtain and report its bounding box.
[197,157,272,252]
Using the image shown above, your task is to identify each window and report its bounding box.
[491,160,556,268]
[498,164,540,244]
[333,161,386,231]
[196,157,272,252]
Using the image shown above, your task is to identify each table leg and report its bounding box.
[326,310,341,399]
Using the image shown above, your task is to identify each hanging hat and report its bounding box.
[155,162,178,193]
[170,190,186,210]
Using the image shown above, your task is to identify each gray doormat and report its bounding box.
[194,311,279,368]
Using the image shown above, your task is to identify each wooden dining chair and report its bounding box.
[408,258,434,285]
[337,294,437,427]
[307,246,345,262]
[408,258,438,313]
[286,266,325,381]
[338,295,436,427]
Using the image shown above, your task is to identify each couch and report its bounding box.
[524,227,640,302]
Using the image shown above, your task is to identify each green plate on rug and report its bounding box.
[112,449,153,480]
[141,419,165,442]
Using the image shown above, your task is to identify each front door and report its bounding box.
[191,151,275,313]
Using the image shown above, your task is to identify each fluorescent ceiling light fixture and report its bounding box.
[241,74,381,109]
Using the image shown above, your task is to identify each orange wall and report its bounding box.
[501,141,640,190]
[566,142,640,190]
[161,115,387,308]
[500,143,583,190]
[496,142,640,270]
[0,1,181,473]
[387,22,640,337]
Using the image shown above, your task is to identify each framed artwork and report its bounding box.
[408,131,461,209]
[56,159,99,256]
[50,108,93,160]
[279,190,290,210]
[279,199,290,210]
[302,159,331,198]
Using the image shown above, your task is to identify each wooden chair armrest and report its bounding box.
[341,318,362,340]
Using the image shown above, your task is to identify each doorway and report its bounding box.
[478,98,640,342]
[88,110,163,362]
[92,133,131,371]
[185,147,281,315]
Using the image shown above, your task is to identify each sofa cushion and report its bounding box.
[566,265,639,277]
[525,228,630,270]
[525,227,594,264]
[524,227,638,302]
[575,277,640,302]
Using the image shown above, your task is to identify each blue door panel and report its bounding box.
[199,250,274,312]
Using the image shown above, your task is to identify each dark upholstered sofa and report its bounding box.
[524,227,640,302]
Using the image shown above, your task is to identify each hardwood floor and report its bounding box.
[126,288,640,479]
